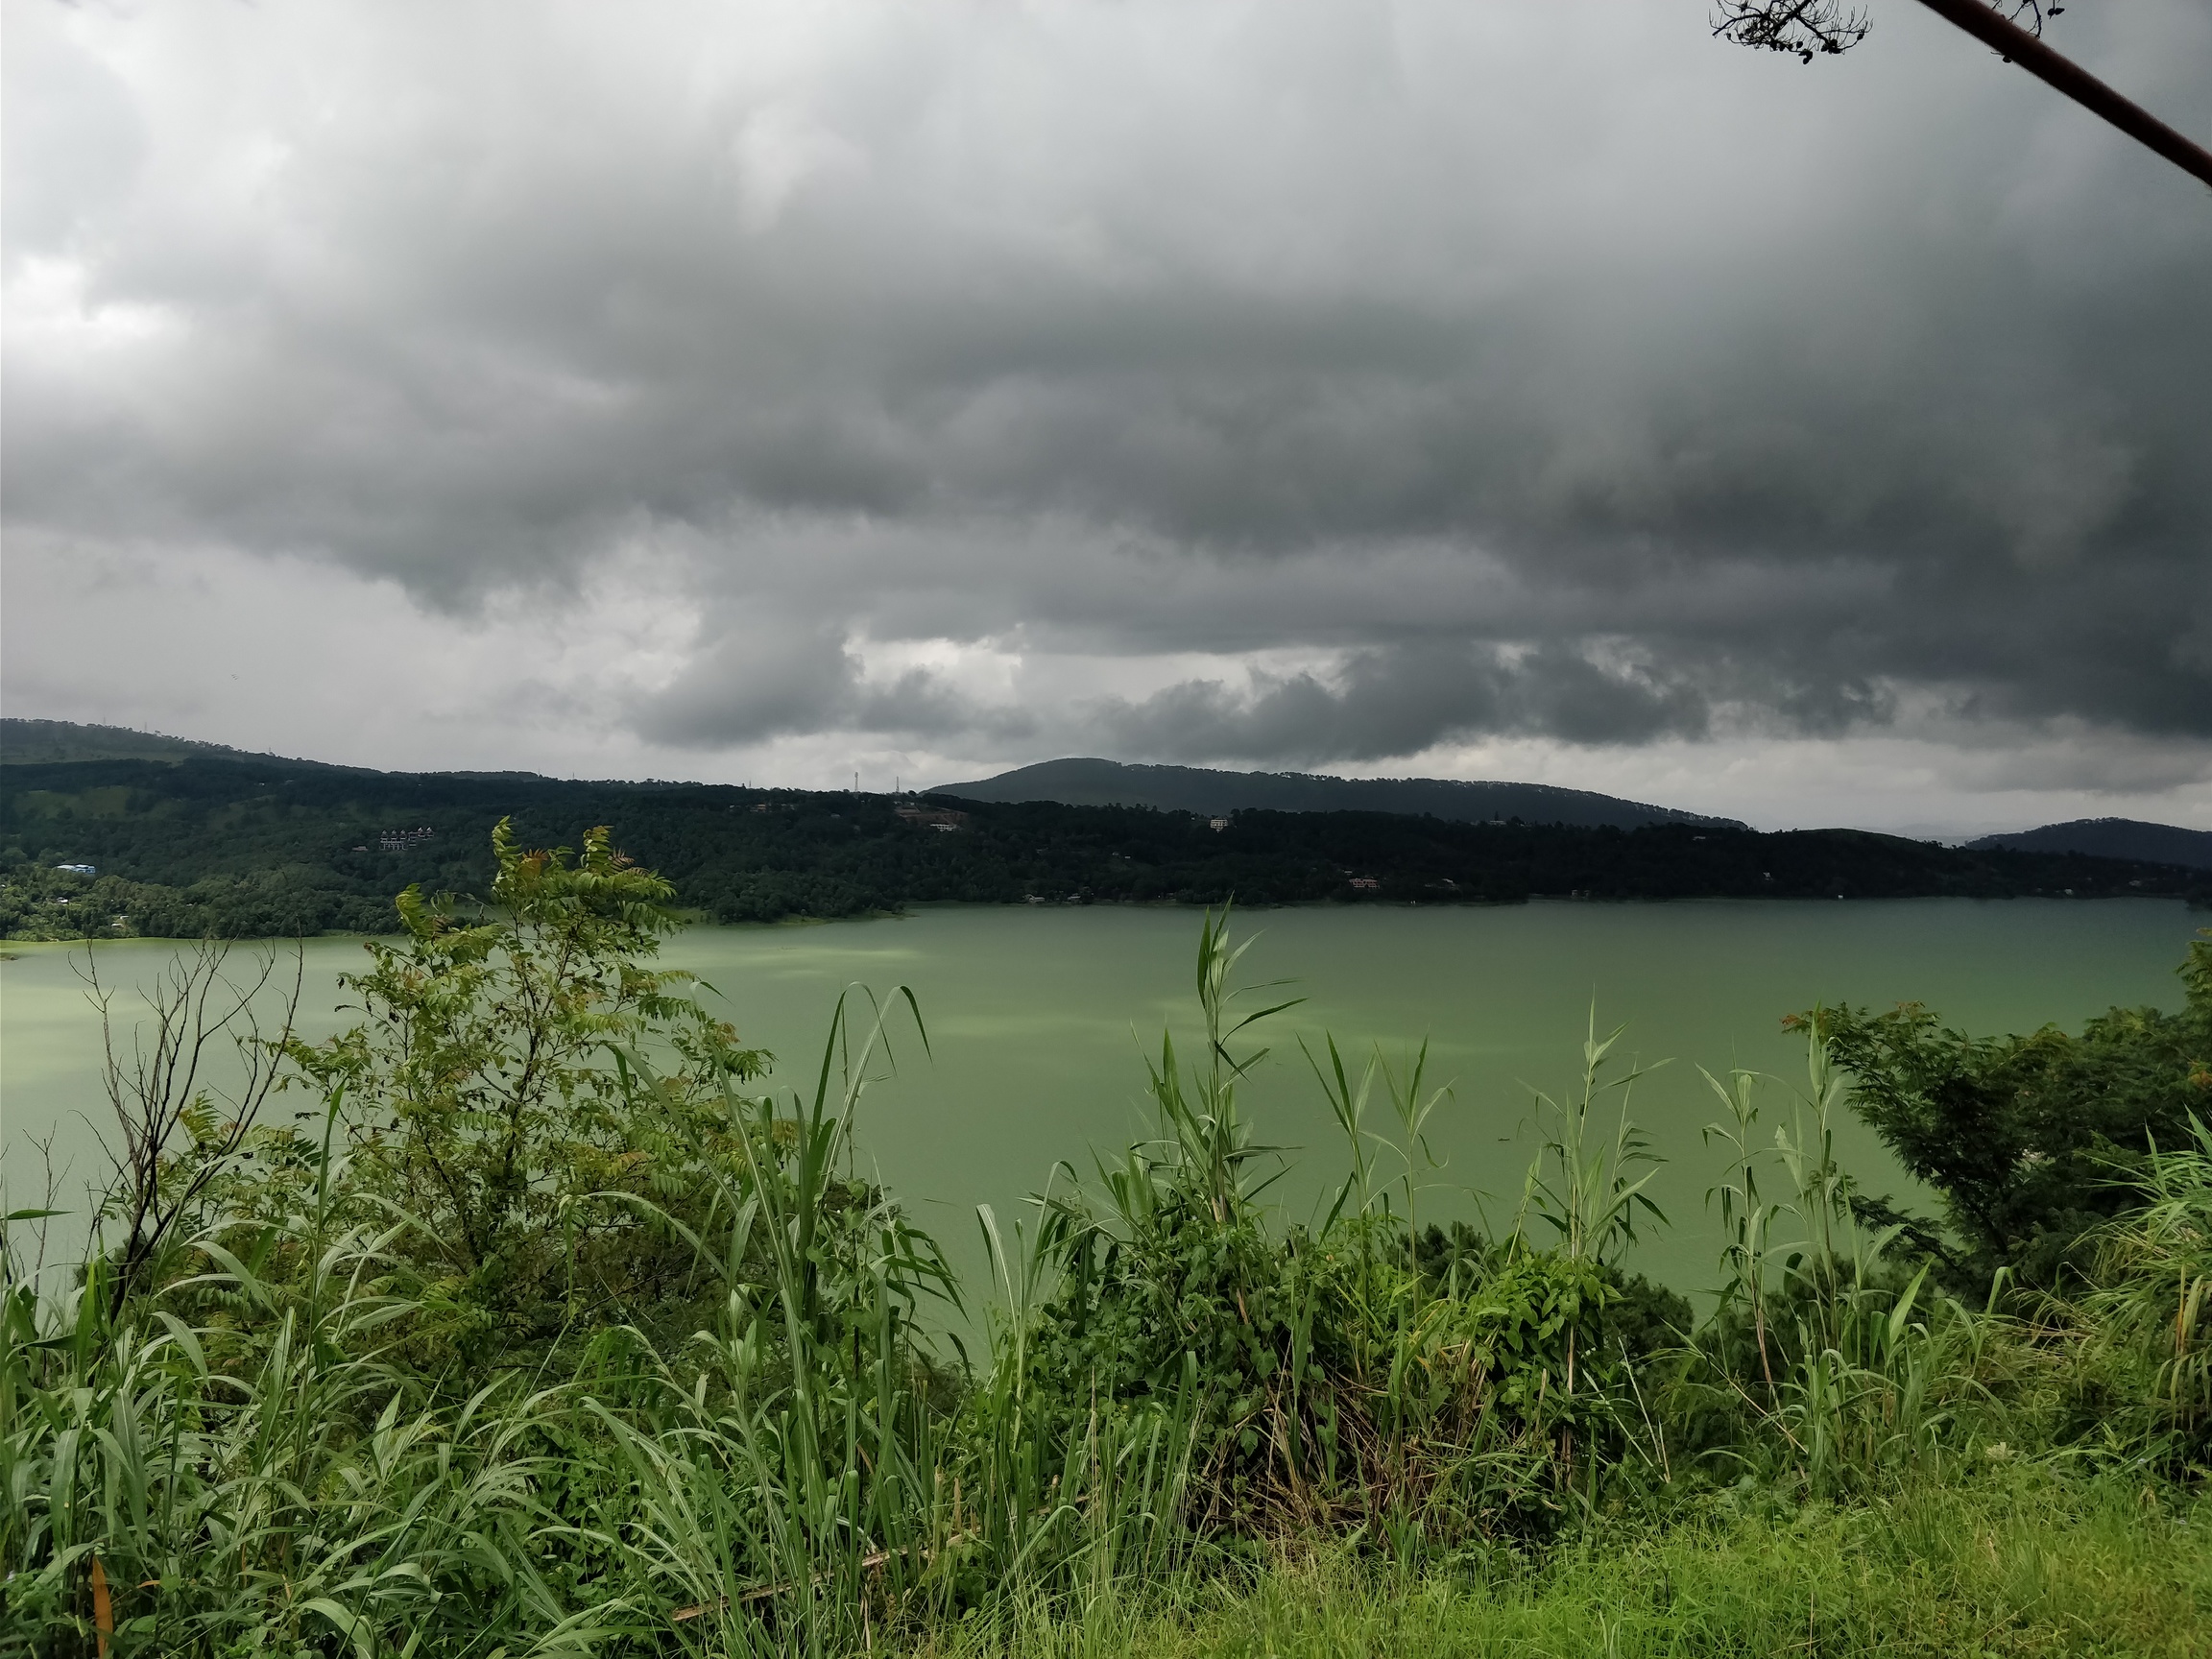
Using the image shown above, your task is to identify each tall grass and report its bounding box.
[1689,1026,1994,1498]
[2,1128,599,1653]
[2072,1112,2212,1469]
[6,908,2209,1656]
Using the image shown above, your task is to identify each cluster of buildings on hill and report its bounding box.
[349,827,436,854]
[895,804,967,831]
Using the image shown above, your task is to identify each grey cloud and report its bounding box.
[3,18,143,250]
[6,0,2211,768]
[634,611,1040,750]
[1096,643,1714,764]
[632,618,856,747]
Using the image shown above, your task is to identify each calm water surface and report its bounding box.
[4,900,2200,1295]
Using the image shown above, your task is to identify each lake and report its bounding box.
[4,899,2201,1297]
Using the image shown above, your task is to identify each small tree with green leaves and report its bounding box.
[282,818,767,1372]
[1807,934,2212,1290]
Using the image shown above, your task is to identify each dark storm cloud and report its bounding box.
[1098,643,1712,762]
[6,0,2210,772]
[1095,637,1900,762]
[635,608,1042,748]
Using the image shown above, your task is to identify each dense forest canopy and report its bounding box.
[929,756,1744,828]
[4,747,2205,939]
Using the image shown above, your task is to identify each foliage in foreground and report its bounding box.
[917,1475,2212,1659]
[1813,936,2212,1288]
[5,828,2210,1656]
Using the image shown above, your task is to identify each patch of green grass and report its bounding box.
[926,1476,2212,1658]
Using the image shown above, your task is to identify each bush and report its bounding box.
[1809,935,2212,1288]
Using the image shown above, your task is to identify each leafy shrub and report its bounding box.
[1808,934,2212,1288]
[275,819,769,1375]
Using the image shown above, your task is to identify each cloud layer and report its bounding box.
[6,0,2210,829]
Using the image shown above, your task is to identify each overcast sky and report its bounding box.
[6,1,2209,834]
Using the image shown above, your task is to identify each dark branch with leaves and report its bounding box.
[1712,1,1872,63]
[1719,1,2210,192]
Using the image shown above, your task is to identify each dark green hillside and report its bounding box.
[4,740,2205,937]
[0,717,266,766]
[1969,816,2212,871]
[934,756,1743,828]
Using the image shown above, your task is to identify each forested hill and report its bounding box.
[1967,817,2212,872]
[0,718,266,766]
[933,757,1743,829]
[4,740,2206,939]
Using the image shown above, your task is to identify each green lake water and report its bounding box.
[4,900,2202,1298]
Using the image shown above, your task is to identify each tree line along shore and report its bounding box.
[6,751,2206,940]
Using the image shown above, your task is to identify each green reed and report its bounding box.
[8,904,2211,1656]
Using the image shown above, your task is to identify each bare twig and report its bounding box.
[77,939,305,1312]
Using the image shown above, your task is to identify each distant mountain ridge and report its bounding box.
[1966,818,2212,873]
[0,718,268,766]
[932,757,1745,830]
[0,719,560,783]
[11,725,2207,940]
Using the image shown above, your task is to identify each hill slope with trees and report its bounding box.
[1967,817,2212,872]
[931,757,1744,828]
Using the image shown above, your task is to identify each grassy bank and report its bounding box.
[6,826,2208,1656]
[926,1477,2212,1658]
